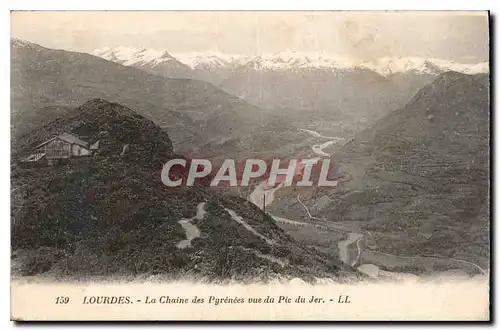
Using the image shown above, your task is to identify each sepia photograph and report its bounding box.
[9,10,490,321]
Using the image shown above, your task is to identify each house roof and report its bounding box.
[33,132,89,149]
[57,132,89,148]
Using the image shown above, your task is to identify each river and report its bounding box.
[248,128,364,268]
[247,127,487,280]
[338,233,363,267]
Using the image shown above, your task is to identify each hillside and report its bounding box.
[287,72,490,270]
[220,65,404,119]
[11,99,353,282]
[11,39,263,156]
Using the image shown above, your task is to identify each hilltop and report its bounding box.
[11,99,354,283]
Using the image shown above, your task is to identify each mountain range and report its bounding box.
[93,47,488,79]
[11,39,263,157]
[92,47,199,80]
[92,47,488,125]
[10,38,490,279]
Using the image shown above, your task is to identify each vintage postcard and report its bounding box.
[10,11,490,321]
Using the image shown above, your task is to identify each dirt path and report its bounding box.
[224,208,275,245]
[298,128,347,142]
[312,141,335,157]
[176,202,207,249]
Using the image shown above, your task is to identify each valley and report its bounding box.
[247,124,488,279]
[10,37,490,284]
[241,72,490,280]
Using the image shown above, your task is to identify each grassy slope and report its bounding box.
[11,100,351,282]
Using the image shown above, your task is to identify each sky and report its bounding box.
[11,11,490,62]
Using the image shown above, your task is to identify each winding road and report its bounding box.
[247,127,488,279]
[176,202,207,249]
[224,208,275,245]
[298,128,347,142]
[249,128,367,269]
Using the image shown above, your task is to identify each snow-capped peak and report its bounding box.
[92,46,175,66]
[242,51,357,71]
[360,56,489,76]
[170,51,253,69]
[91,46,489,77]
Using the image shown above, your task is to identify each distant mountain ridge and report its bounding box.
[93,46,199,80]
[90,46,488,125]
[11,39,264,156]
[92,47,488,79]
